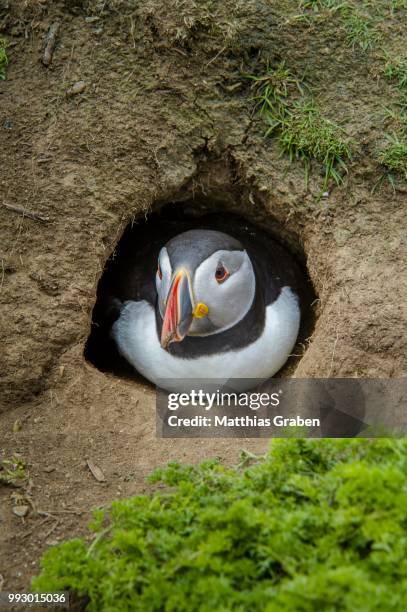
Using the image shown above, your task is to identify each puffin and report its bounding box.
[106,223,305,389]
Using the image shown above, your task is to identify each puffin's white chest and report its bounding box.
[112,287,300,389]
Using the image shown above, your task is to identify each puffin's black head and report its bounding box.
[155,229,257,349]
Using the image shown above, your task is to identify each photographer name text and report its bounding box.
[167,415,320,428]
[165,390,320,428]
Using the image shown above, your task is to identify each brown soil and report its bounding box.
[0,0,406,596]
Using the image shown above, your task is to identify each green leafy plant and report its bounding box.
[33,439,407,611]
[0,455,27,486]
[248,64,351,188]
[0,37,8,80]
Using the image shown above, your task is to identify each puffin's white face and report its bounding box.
[156,246,256,349]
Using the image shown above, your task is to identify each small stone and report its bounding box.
[322,191,329,198]
[66,81,86,97]
[12,505,29,518]
[45,539,59,546]
[43,466,55,473]
[86,459,106,482]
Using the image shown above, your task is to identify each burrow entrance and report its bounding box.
[85,198,317,385]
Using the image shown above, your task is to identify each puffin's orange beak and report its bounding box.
[161,270,193,349]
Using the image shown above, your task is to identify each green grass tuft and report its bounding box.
[374,134,407,192]
[384,55,407,90]
[384,55,407,121]
[377,54,407,188]
[248,64,351,188]
[249,62,303,127]
[32,439,407,611]
[343,11,378,51]
[0,37,8,80]
[377,133,407,175]
[278,102,352,188]
[390,0,407,11]
[384,106,407,133]
[299,0,342,9]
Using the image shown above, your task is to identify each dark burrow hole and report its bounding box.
[84,202,317,385]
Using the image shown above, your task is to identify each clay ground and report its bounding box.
[0,0,406,595]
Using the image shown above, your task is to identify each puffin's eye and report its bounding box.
[157,262,163,280]
[215,264,230,284]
